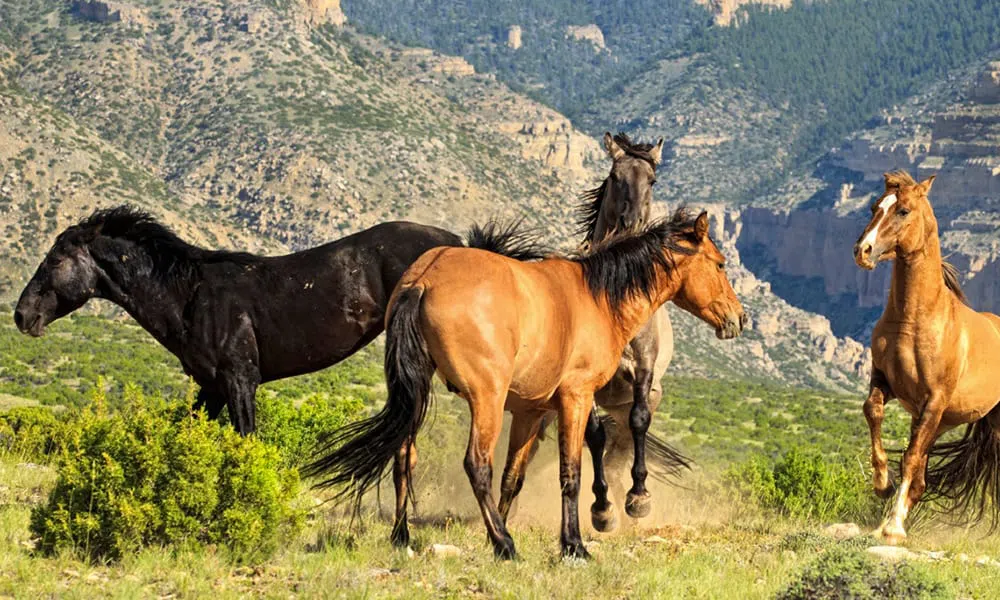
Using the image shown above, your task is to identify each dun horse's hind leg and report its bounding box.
[391,438,417,547]
[584,409,617,532]
[863,370,895,498]
[557,390,594,559]
[463,392,517,559]
[498,411,545,524]
[625,366,654,518]
[877,393,947,544]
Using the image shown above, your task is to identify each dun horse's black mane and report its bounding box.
[73,205,254,282]
[573,207,699,315]
[577,133,659,243]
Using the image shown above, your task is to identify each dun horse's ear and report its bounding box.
[649,138,665,165]
[604,132,624,161]
[919,174,936,194]
[694,211,710,241]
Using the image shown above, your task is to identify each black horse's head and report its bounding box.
[15,223,103,337]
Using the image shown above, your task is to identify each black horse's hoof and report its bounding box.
[626,491,652,519]
[591,503,618,533]
[493,537,517,560]
[561,541,592,561]
[390,524,410,548]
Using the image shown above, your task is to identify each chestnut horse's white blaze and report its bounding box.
[859,193,897,248]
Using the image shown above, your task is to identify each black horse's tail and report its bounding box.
[923,409,1000,529]
[465,218,550,261]
[304,287,434,507]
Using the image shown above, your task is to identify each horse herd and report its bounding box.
[11,132,1000,559]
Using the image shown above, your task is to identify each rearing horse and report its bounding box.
[308,210,745,559]
[854,170,1000,543]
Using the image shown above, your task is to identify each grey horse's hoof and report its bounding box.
[626,491,652,519]
[591,503,618,532]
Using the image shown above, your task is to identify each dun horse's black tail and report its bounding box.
[465,218,550,261]
[924,411,1000,529]
[304,287,434,507]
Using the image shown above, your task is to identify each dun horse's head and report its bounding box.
[14,224,102,337]
[593,132,666,240]
[673,212,747,339]
[853,171,936,270]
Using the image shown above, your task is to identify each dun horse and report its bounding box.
[308,210,745,559]
[854,171,1000,543]
[13,206,479,434]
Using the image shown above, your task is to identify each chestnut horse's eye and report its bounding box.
[898,208,911,217]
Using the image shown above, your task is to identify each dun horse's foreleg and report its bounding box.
[391,438,417,547]
[626,366,654,519]
[584,409,616,532]
[557,392,593,559]
[863,370,895,498]
[464,396,516,559]
[498,412,544,524]
[877,394,947,544]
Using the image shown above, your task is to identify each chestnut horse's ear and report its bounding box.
[604,132,624,161]
[649,138,665,165]
[694,211,710,241]
[918,174,936,194]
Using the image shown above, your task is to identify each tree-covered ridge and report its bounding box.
[691,0,1000,160]
[341,0,708,117]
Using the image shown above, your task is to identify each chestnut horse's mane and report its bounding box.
[576,133,659,243]
[572,207,699,315]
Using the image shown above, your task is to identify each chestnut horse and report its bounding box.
[854,170,1000,543]
[308,210,745,559]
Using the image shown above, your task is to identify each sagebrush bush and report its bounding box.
[0,405,67,461]
[253,389,364,467]
[777,546,951,600]
[727,448,881,524]
[30,383,302,562]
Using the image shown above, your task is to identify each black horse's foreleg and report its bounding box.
[585,409,616,532]
[218,314,261,436]
[194,387,227,420]
[626,367,653,519]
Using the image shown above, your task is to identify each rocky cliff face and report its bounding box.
[301,0,346,26]
[694,0,792,26]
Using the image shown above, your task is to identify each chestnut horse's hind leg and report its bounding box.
[584,409,617,532]
[463,393,517,559]
[498,411,545,524]
[557,390,594,559]
[877,392,947,544]
[391,438,417,547]
[863,369,895,499]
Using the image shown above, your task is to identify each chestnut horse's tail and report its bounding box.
[924,409,1000,529]
[305,287,434,508]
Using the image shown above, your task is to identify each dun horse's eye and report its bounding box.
[718,263,725,271]
[651,178,658,186]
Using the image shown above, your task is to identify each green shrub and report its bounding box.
[252,389,365,468]
[30,384,302,562]
[777,546,951,600]
[727,449,880,524]
[0,406,66,461]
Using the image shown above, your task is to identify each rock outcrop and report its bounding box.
[300,0,345,27]
[565,25,605,50]
[496,119,602,178]
[72,0,149,28]
[695,0,793,26]
[506,25,522,50]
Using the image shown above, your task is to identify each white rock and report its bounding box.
[427,544,462,558]
[866,546,922,562]
[824,522,862,539]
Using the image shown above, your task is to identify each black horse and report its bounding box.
[14,206,468,434]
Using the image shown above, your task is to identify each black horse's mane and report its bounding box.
[73,205,254,282]
[572,207,699,315]
[577,133,660,243]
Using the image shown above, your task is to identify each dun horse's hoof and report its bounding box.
[625,491,652,519]
[390,524,410,548]
[591,503,618,533]
[561,541,592,560]
[493,537,517,560]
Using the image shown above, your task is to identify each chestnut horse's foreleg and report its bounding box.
[464,395,516,559]
[625,366,654,519]
[390,438,417,547]
[557,390,594,559]
[877,393,947,544]
[863,369,895,498]
[498,411,545,524]
[584,409,617,532]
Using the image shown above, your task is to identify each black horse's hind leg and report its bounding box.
[585,409,616,532]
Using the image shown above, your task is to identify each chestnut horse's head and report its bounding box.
[14,222,104,337]
[672,212,747,339]
[854,171,937,270]
[578,132,667,246]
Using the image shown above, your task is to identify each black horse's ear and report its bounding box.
[694,211,710,241]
